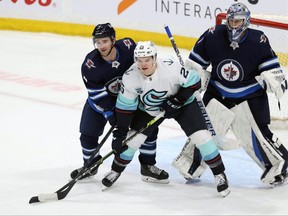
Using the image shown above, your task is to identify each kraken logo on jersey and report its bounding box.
[142,89,167,111]
[217,59,244,81]
[105,76,122,96]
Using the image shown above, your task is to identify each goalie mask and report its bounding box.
[226,3,250,43]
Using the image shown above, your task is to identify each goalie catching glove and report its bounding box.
[255,69,288,100]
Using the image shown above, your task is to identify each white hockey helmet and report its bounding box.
[134,41,157,61]
[226,2,250,43]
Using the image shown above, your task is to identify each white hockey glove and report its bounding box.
[185,59,211,92]
[255,69,288,100]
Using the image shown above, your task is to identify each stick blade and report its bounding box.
[29,193,58,204]
[29,196,40,204]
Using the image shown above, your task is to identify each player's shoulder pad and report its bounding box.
[248,28,269,45]
[116,38,136,50]
[82,49,101,69]
[159,55,176,66]
[206,24,225,35]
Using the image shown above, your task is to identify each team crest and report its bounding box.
[105,76,122,96]
[217,59,244,81]
[143,89,167,111]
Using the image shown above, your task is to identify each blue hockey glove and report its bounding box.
[161,97,184,119]
[104,110,117,127]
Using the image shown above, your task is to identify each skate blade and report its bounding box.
[141,176,170,184]
[101,185,112,191]
[220,189,230,197]
[271,178,288,188]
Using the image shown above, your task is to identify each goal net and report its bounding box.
[216,13,288,129]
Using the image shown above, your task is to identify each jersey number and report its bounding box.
[180,67,189,79]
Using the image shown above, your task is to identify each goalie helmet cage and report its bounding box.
[216,13,288,129]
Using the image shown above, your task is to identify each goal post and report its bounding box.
[216,13,288,129]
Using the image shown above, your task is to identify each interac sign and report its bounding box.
[0,0,287,40]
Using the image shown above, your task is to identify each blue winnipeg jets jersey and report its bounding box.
[189,25,281,99]
[81,38,136,113]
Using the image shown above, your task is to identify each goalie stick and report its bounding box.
[164,25,231,197]
[29,111,165,204]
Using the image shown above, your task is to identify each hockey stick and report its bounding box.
[29,126,114,204]
[164,25,217,137]
[29,111,164,204]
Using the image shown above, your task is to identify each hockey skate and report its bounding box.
[214,172,230,197]
[270,172,288,188]
[70,155,102,180]
[141,164,170,184]
[102,170,121,190]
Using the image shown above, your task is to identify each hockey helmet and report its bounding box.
[92,23,116,40]
[134,41,157,61]
[226,3,250,43]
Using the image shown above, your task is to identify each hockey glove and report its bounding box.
[111,129,128,156]
[161,97,185,119]
[255,69,288,100]
[185,58,211,92]
[103,110,117,127]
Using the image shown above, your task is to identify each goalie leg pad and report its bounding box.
[172,138,207,179]
[205,98,241,150]
[231,101,286,183]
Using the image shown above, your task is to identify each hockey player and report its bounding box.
[70,23,168,183]
[174,2,288,186]
[101,41,230,197]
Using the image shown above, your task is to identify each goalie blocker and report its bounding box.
[173,99,288,185]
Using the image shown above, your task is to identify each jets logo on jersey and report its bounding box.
[143,89,167,111]
[123,39,133,50]
[105,76,122,96]
[217,59,244,81]
[85,58,96,69]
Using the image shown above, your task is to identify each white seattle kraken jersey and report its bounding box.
[116,55,200,117]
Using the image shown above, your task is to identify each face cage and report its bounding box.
[227,19,248,43]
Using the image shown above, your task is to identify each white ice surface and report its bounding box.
[0,31,288,215]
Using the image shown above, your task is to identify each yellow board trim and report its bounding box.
[0,18,196,50]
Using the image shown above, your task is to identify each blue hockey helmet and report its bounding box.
[226,3,250,43]
[92,23,115,40]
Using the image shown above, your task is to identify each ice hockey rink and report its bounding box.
[0,30,287,215]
